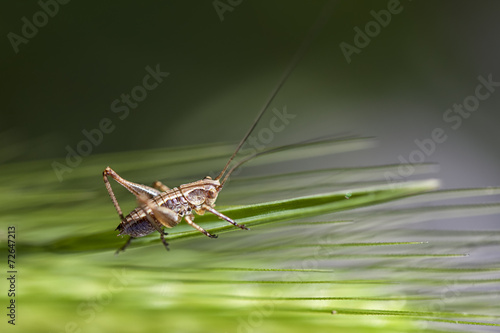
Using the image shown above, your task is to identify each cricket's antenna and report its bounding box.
[219,134,351,187]
[215,1,336,182]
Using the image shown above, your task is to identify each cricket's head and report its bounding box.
[181,176,221,207]
[203,176,222,206]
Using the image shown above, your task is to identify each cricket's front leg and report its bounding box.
[202,204,249,230]
[185,214,218,239]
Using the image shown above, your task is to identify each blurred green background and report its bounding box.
[1,1,500,332]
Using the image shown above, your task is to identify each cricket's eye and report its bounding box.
[207,189,217,199]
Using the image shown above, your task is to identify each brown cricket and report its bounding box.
[103,3,331,254]
[103,69,280,254]
[103,140,253,254]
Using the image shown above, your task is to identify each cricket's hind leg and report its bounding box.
[115,236,134,255]
[103,166,161,221]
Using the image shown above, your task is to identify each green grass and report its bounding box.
[0,137,499,333]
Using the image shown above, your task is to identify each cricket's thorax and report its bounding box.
[117,178,220,237]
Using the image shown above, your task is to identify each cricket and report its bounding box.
[103,59,291,255]
[103,152,249,254]
[103,4,332,254]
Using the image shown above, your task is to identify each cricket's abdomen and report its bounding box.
[118,208,156,237]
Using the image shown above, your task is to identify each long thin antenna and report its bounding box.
[215,1,336,181]
[219,133,353,187]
